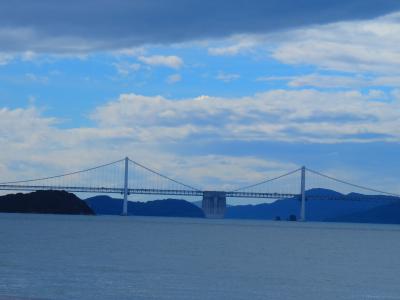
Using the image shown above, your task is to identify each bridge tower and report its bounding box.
[300,166,306,221]
[202,191,226,218]
[122,157,129,216]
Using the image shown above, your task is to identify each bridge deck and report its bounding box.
[0,185,299,199]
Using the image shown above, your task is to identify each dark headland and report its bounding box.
[0,190,94,215]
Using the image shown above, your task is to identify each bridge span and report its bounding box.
[0,157,398,220]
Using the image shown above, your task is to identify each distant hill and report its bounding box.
[191,200,202,208]
[327,201,400,224]
[85,195,122,215]
[226,189,396,221]
[86,196,205,218]
[0,191,94,215]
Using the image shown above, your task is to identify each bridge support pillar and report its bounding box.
[202,191,226,218]
[300,166,306,221]
[122,157,129,216]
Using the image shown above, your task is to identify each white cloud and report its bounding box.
[91,91,400,144]
[112,47,146,57]
[216,72,240,82]
[258,73,400,89]
[113,62,141,75]
[166,73,182,84]
[257,76,296,82]
[272,12,400,74]
[208,35,260,56]
[203,12,400,76]
[21,50,37,61]
[287,74,368,89]
[138,55,183,69]
[0,53,13,65]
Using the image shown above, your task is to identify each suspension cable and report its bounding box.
[229,168,302,192]
[128,159,201,191]
[0,158,125,185]
[306,167,400,197]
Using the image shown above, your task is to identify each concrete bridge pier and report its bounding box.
[202,191,226,218]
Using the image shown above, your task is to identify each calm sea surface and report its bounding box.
[1,213,400,300]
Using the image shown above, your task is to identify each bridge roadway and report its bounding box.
[0,184,299,199]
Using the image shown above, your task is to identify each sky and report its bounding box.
[1,0,400,200]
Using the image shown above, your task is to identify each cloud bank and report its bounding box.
[91,91,400,144]
[272,12,400,74]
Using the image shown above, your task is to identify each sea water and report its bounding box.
[1,213,400,300]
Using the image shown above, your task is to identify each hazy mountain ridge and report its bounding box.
[226,189,397,222]
[87,188,398,223]
[85,196,205,218]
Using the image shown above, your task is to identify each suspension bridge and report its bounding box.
[0,157,399,220]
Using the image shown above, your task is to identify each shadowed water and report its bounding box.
[1,213,400,299]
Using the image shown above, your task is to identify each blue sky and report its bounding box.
[1,0,400,200]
